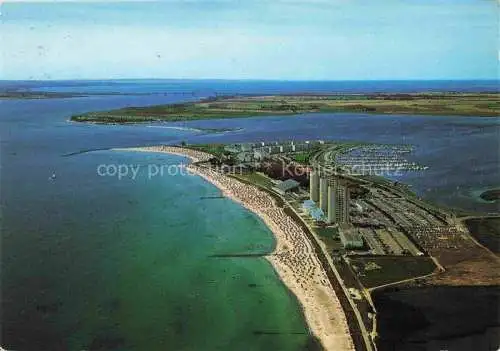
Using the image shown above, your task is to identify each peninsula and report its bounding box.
[71,93,500,123]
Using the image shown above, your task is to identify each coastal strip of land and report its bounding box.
[72,92,500,123]
[119,145,355,351]
[0,91,194,100]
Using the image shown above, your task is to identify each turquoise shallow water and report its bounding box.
[2,151,315,350]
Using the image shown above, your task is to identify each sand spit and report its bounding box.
[113,146,213,163]
[122,145,355,351]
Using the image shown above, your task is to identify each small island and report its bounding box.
[70,92,500,123]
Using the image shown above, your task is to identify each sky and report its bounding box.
[1,0,498,80]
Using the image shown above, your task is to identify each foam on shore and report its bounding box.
[119,145,355,351]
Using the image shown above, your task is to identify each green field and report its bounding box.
[348,256,437,289]
[71,93,500,123]
[292,146,323,163]
[185,143,226,158]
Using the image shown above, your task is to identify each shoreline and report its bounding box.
[119,145,355,350]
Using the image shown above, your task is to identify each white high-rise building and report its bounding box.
[326,177,350,224]
[319,176,329,213]
[327,178,337,224]
[335,180,350,224]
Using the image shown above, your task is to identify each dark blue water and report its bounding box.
[1,80,499,350]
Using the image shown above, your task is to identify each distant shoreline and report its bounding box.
[0,90,195,100]
[70,92,500,123]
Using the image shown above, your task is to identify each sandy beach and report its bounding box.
[113,146,213,163]
[124,145,354,351]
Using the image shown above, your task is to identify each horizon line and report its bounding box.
[1,78,499,83]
